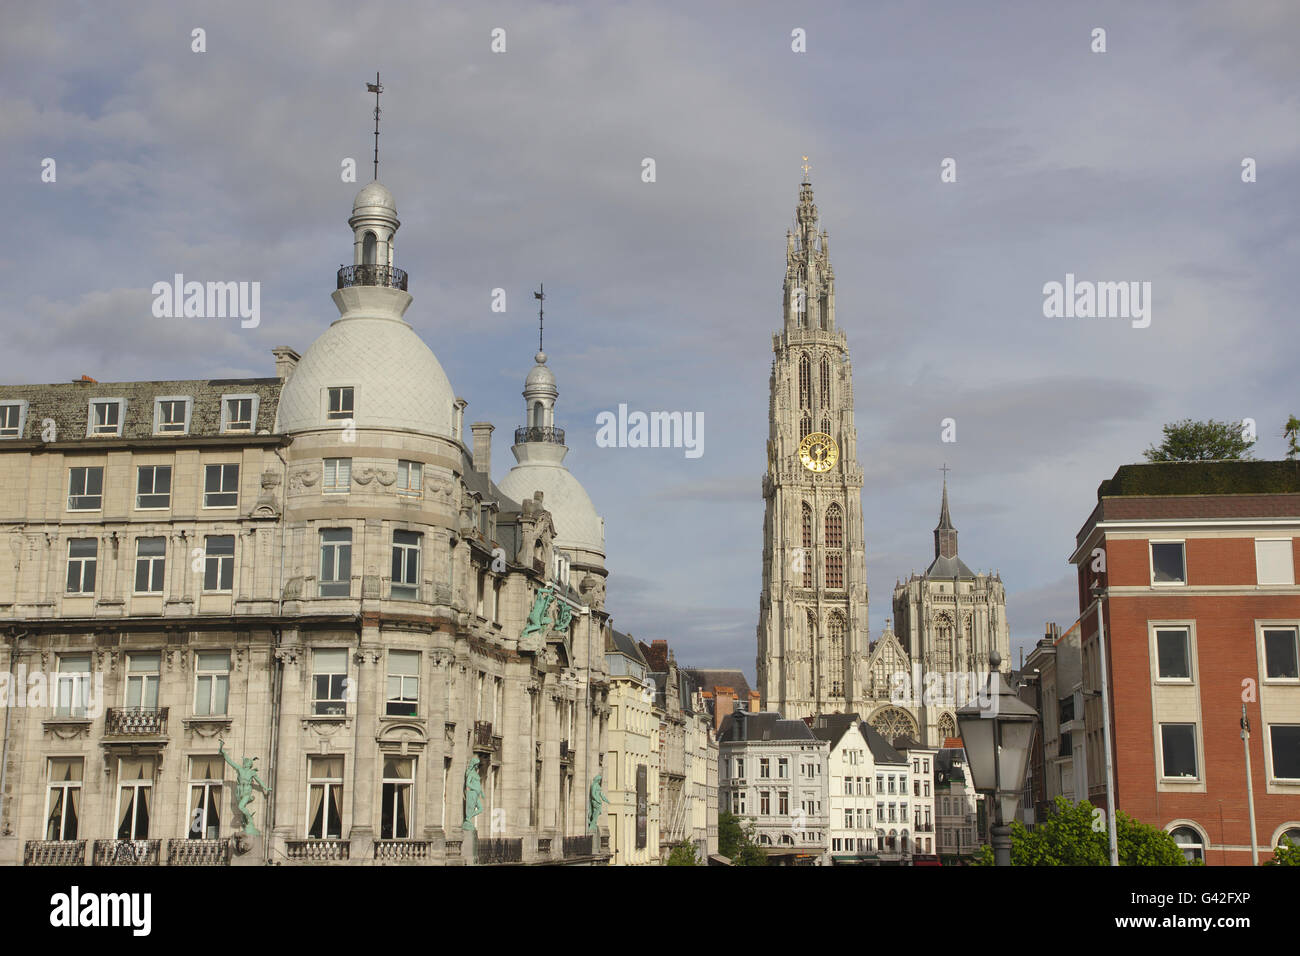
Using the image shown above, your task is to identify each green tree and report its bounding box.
[1265,835,1300,866]
[717,810,769,866]
[1284,416,1300,461]
[665,840,700,866]
[971,797,1188,866]
[1144,419,1255,462]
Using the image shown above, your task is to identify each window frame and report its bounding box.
[194,651,231,717]
[322,457,352,494]
[135,464,172,510]
[1149,540,1187,587]
[203,462,240,509]
[187,755,225,840]
[306,755,345,839]
[385,650,420,717]
[44,757,84,841]
[326,386,355,422]
[312,648,350,717]
[0,399,29,439]
[1267,724,1300,782]
[319,528,353,597]
[202,534,236,592]
[396,459,423,497]
[115,756,155,841]
[86,398,126,438]
[1255,538,1296,587]
[124,652,162,711]
[390,530,421,600]
[1259,624,1300,683]
[133,536,167,594]
[54,654,92,718]
[1153,626,1194,683]
[67,465,104,511]
[65,538,98,594]
[219,393,259,434]
[153,396,193,436]
[380,756,416,840]
[1159,722,1200,781]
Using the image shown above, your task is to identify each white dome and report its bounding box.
[353,181,396,214]
[276,316,455,436]
[499,452,604,557]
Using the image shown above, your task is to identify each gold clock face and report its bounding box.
[798,432,839,472]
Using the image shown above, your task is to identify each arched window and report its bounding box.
[798,353,811,409]
[800,417,812,442]
[806,608,818,698]
[1170,826,1204,864]
[532,401,545,428]
[937,713,956,742]
[1277,827,1300,851]
[819,293,830,330]
[362,231,377,266]
[825,505,843,589]
[821,417,832,438]
[800,503,814,588]
[820,356,831,407]
[828,611,845,696]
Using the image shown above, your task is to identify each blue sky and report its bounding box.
[4,1,1298,679]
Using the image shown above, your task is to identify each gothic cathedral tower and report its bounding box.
[757,173,871,720]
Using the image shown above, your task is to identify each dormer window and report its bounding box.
[0,400,28,438]
[87,399,126,437]
[154,396,192,435]
[327,387,354,421]
[220,395,258,433]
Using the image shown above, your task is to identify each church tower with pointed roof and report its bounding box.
[892,479,1011,746]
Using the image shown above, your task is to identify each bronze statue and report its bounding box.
[217,738,272,837]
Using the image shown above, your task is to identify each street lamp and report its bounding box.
[956,652,1038,866]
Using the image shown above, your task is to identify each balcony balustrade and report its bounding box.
[104,707,168,737]
[336,263,408,291]
[24,840,85,866]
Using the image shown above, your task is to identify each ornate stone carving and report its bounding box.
[288,469,319,493]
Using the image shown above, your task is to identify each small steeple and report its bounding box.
[517,284,563,447]
[934,467,958,560]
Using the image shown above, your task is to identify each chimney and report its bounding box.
[470,422,494,475]
[715,687,736,732]
[74,375,98,384]
[454,398,468,442]
[271,346,300,382]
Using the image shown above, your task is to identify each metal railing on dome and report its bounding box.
[337,264,408,291]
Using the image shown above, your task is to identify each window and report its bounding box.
[323,458,351,493]
[1156,628,1191,680]
[307,756,344,839]
[327,387,354,421]
[116,757,155,840]
[134,537,166,593]
[798,353,811,409]
[779,791,789,815]
[1256,539,1295,586]
[45,757,83,840]
[68,466,103,510]
[0,400,27,438]
[844,809,853,829]
[381,757,415,839]
[876,774,884,792]
[319,529,353,597]
[312,649,349,716]
[386,650,419,717]
[194,652,230,716]
[778,758,788,779]
[125,652,161,710]
[1170,826,1204,864]
[1160,723,1198,779]
[188,756,224,839]
[735,758,745,779]
[154,397,191,434]
[732,790,746,814]
[65,538,97,594]
[88,398,125,436]
[55,654,91,718]
[1270,726,1300,780]
[203,535,235,591]
[220,395,257,433]
[397,460,422,496]
[1150,541,1186,585]
[801,502,814,588]
[761,791,771,815]
[759,758,770,778]
[203,463,239,508]
[391,530,421,599]
[136,465,172,509]
[1264,628,1299,680]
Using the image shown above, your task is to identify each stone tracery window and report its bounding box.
[825,504,843,589]
[800,503,814,588]
[820,356,831,407]
[828,611,846,697]
[798,353,811,409]
[937,713,956,742]
[870,707,918,741]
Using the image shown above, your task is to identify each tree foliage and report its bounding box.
[717,810,769,866]
[972,797,1189,866]
[1285,416,1300,461]
[1144,419,1255,462]
[665,840,700,866]
[1266,835,1300,866]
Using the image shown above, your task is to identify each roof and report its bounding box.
[0,377,282,442]
[807,713,906,764]
[718,710,816,743]
[684,668,754,700]
[924,554,976,579]
[1098,460,1300,498]
[859,722,907,766]
[608,629,646,663]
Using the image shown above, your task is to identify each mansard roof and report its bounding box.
[924,554,977,579]
[718,709,815,743]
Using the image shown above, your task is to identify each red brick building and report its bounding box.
[1070,461,1300,864]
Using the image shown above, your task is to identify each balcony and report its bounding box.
[559,739,572,762]
[514,425,565,446]
[337,263,407,291]
[105,707,168,737]
[562,834,595,859]
[93,839,161,866]
[476,837,523,865]
[473,720,502,755]
[167,838,232,866]
[25,840,85,866]
[374,840,432,862]
[286,839,350,862]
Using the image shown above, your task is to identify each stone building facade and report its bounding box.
[0,177,618,867]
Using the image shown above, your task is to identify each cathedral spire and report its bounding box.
[934,472,958,560]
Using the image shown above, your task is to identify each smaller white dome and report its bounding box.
[525,363,556,389]
[353,181,396,214]
[499,447,604,558]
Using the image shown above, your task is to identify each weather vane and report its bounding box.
[801,155,811,180]
[534,283,545,352]
[940,462,950,481]
[366,72,384,181]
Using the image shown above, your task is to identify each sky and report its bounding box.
[3,0,1298,680]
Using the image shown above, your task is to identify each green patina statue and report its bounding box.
[217,738,272,837]
[463,755,485,830]
[522,585,574,641]
[587,773,609,833]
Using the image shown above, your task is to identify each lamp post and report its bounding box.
[956,652,1038,866]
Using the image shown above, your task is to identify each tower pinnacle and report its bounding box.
[934,473,958,560]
